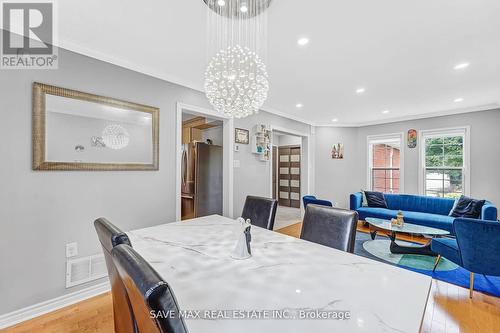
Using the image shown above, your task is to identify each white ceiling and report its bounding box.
[57,0,500,126]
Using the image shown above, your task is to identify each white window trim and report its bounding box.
[418,126,470,197]
[366,132,405,193]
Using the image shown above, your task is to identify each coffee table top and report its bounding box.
[366,217,450,236]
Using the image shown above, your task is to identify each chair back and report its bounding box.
[241,195,278,230]
[112,244,188,333]
[94,218,136,333]
[454,218,500,276]
[300,205,358,253]
[302,195,333,208]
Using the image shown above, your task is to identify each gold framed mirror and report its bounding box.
[33,82,159,171]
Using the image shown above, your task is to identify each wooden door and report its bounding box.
[278,146,301,208]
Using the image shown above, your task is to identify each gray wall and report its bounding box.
[313,109,500,209]
[0,46,310,315]
[233,114,311,216]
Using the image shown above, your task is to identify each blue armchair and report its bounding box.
[302,195,333,209]
[431,218,500,298]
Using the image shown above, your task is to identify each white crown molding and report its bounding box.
[315,103,500,127]
[55,39,499,129]
[0,280,110,329]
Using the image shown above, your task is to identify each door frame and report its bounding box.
[269,125,313,216]
[176,102,234,220]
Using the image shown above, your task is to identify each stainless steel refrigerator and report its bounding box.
[181,142,223,219]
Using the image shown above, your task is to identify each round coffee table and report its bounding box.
[365,217,450,256]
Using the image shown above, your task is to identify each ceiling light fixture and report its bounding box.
[331,118,338,122]
[297,37,309,46]
[355,88,365,94]
[381,110,390,114]
[454,62,470,70]
[296,103,303,108]
[454,97,464,103]
[204,0,271,118]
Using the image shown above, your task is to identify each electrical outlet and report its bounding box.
[66,242,78,258]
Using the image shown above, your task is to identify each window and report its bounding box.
[421,127,469,198]
[367,134,403,193]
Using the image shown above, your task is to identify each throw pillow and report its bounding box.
[448,199,459,216]
[449,195,485,219]
[361,190,368,207]
[365,191,388,208]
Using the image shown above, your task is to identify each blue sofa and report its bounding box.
[350,192,497,235]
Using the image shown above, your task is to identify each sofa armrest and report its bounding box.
[481,202,498,221]
[350,192,363,210]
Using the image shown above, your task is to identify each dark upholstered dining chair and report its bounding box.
[241,195,278,230]
[112,244,188,333]
[300,205,358,253]
[94,218,137,333]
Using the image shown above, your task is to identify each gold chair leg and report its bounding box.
[469,272,474,299]
[432,255,441,272]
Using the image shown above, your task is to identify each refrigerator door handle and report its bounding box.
[182,148,187,187]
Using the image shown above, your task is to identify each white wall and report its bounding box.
[313,109,500,209]
[201,126,223,146]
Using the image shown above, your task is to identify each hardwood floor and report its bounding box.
[2,221,499,333]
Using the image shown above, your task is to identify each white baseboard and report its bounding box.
[0,280,110,329]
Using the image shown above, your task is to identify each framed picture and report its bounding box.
[235,128,249,144]
[331,143,344,159]
[407,129,417,148]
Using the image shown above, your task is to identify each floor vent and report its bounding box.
[66,254,107,288]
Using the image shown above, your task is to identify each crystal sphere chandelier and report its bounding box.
[205,45,269,118]
[203,0,271,118]
[102,124,130,150]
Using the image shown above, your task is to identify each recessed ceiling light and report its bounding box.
[454,97,464,103]
[381,110,390,114]
[454,62,470,70]
[297,37,309,46]
[331,118,339,122]
[356,87,366,94]
[295,103,303,108]
[217,0,226,6]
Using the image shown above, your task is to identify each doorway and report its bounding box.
[175,103,234,221]
[271,130,304,229]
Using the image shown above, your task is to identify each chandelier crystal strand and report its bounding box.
[204,0,270,118]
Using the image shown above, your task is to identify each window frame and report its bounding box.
[418,126,470,197]
[366,132,405,194]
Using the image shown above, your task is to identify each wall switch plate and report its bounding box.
[233,160,240,168]
[234,144,240,152]
[66,242,78,258]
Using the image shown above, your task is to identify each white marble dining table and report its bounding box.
[129,215,431,333]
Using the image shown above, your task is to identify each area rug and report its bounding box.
[354,231,500,297]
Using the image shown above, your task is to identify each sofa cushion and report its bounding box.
[357,208,455,234]
[431,238,461,266]
[384,194,455,216]
[356,207,398,221]
[401,211,455,233]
